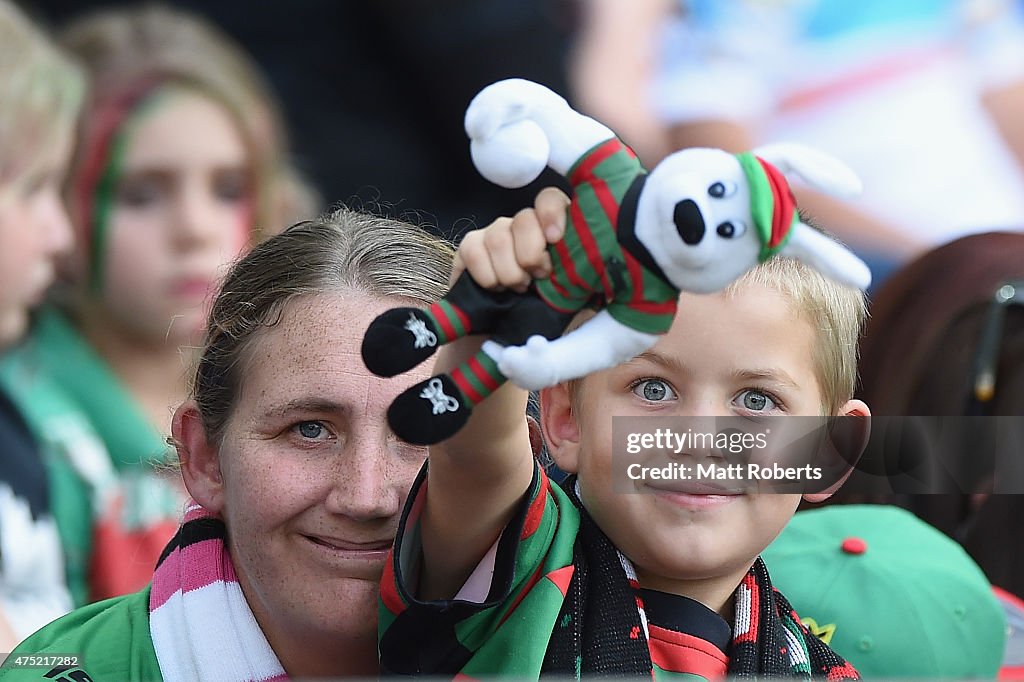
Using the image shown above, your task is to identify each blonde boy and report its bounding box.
[379,192,868,679]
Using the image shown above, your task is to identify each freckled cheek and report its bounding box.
[223,460,319,529]
[392,459,426,508]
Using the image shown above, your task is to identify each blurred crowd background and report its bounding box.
[3,0,1024,677]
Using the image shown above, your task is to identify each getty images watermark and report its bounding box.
[611,416,863,494]
[613,416,1024,494]
[624,427,824,484]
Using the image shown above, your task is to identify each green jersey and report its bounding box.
[1,587,160,682]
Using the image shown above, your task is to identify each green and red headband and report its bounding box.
[736,152,798,262]
[72,76,168,293]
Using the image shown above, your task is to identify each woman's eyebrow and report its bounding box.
[259,397,347,419]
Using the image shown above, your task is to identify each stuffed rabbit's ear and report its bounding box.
[752,142,862,198]
[780,222,872,290]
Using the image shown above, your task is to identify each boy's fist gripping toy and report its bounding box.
[362,79,870,445]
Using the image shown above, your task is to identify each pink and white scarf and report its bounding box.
[149,503,288,682]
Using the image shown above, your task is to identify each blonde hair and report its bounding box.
[725,256,866,413]
[0,1,83,199]
[565,253,867,415]
[59,3,317,250]
[194,207,455,444]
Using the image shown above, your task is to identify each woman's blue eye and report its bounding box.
[740,390,775,412]
[296,421,325,439]
[632,379,676,402]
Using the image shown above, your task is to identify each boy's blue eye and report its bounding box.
[296,421,326,439]
[632,379,677,402]
[740,390,775,412]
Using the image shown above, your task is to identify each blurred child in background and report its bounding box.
[0,0,84,647]
[2,3,317,606]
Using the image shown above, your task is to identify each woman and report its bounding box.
[7,208,453,679]
[2,4,318,606]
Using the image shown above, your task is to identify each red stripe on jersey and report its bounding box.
[429,302,457,341]
[624,251,646,303]
[648,625,728,680]
[568,138,625,187]
[546,565,575,597]
[537,278,576,311]
[571,194,615,298]
[380,556,406,616]
[521,473,550,539]
[498,561,546,627]
[552,233,589,293]
[628,299,678,316]
[451,367,483,404]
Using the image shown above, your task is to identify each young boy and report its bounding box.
[379,192,868,679]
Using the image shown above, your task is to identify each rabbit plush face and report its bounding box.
[638,148,764,294]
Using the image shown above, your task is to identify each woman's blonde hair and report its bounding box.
[0,1,84,200]
[59,3,318,279]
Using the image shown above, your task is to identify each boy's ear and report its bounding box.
[539,383,582,474]
[803,399,871,504]
[173,400,225,513]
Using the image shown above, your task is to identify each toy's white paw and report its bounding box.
[465,79,567,188]
[464,79,566,138]
[481,339,506,364]
[470,120,549,188]
[498,335,560,390]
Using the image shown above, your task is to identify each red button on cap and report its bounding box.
[841,537,867,554]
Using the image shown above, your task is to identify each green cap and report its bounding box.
[762,505,1006,678]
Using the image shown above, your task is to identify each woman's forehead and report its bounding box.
[233,293,419,402]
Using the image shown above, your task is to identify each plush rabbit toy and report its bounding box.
[362,79,870,445]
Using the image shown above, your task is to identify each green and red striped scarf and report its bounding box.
[542,477,860,679]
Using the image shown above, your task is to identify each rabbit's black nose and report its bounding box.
[674,199,705,245]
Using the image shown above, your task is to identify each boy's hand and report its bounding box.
[451,187,570,292]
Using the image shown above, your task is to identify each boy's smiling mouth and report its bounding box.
[642,478,745,510]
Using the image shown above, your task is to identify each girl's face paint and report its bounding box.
[98,88,252,346]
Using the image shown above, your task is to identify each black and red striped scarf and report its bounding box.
[542,477,859,679]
